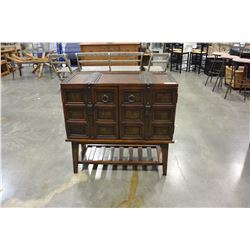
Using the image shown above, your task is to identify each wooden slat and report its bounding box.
[156,146,162,163]
[110,146,115,161]
[81,145,89,160]
[119,147,124,161]
[129,147,133,161]
[88,146,96,161]
[147,147,153,161]
[138,147,142,161]
[79,160,161,165]
[102,147,106,161]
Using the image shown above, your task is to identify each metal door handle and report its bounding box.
[128,94,135,103]
[102,94,109,103]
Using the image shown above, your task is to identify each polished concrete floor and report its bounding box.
[1,67,249,207]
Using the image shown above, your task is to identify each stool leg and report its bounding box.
[213,59,224,92]
[162,144,169,176]
[205,56,215,86]
[72,142,79,173]
[244,84,247,102]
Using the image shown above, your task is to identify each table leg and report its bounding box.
[38,63,44,78]
[162,144,169,176]
[72,142,79,173]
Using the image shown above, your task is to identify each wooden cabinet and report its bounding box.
[61,72,178,175]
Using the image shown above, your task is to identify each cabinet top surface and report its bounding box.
[62,72,177,86]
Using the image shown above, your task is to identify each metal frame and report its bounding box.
[146,53,170,73]
[48,53,76,81]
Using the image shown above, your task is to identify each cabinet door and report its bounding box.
[149,86,177,140]
[61,86,89,138]
[119,87,145,139]
[93,87,119,138]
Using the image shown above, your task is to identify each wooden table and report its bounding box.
[61,71,178,176]
[224,57,250,100]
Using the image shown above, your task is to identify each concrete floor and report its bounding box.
[1,67,249,207]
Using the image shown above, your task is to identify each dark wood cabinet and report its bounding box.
[61,71,178,175]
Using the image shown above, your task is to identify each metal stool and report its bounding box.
[212,54,239,92]
[205,52,224,86]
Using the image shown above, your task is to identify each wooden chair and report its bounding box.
[109,52,143,71]
[75,52,110,72]
[48,54,77,81]
[144,53,170,73]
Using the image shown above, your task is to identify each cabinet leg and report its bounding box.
[162,144,169,176]
[72,142,79,174]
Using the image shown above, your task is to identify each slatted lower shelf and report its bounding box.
[79,144,163,166]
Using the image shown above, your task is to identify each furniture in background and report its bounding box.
[229,43,250,58]
[212,53,238,91]
[80,43,140,54]
[61,71,178,176]
[224,57,250,101]
[1,59,10,76]
[64,43,80,66]
[75,52,143,72]
[169,43,189,73]
[144,53,170,73]
[76,52,110,71]
[205,52,224,86]
[225,65,245,88]
[1,47,19,77]
[109,52,143,71]
[48,54,77,81]
[189,43,209,74]
[212,54,239,92]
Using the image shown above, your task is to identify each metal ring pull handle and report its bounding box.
[128,94,136,103]
[102,94,109,103]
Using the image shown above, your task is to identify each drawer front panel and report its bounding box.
[94,87,117,105]
[120,123,144,139]
[149,123,174,140]
[67,123,88,138]
[151,88,177,105]
[120,88,145,105]
[121,107,144,122]
[94,107,116,122]
[95,123,118,138]
[63,89,87,103]
[151,107,175,123]
[65,105,87,121]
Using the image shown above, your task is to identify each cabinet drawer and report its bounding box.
[120,106,144,122]
[120,88,145,105]
[120,123,144,139]
[93,87,117,105]
[151,106,175,123]
[151,88,177,105]
[149,123,174,140]
[65,105,87,121]
[67,122,88,138]
[95,123,118,138]
[94,106,117,122]
[63,89,87,103]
